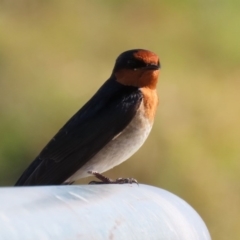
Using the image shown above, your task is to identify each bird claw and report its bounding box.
[114,177,138,184]
[88,171,138,185]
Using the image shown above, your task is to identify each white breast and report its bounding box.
[66,105,153,182]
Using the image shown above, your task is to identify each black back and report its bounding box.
[15,78,142,185]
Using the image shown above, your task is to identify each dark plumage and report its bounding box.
[15,49,160,186]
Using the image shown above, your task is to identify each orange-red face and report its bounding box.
[113,49,160,89]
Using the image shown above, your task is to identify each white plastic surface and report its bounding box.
[0,184,211,240]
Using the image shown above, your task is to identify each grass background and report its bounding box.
[0,1,240,239]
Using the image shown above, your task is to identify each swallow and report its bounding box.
[15,49,160,186]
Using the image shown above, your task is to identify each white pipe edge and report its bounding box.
[0,184,211,240]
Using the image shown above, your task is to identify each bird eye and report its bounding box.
[127,60,135,66]
[127,59,139,70]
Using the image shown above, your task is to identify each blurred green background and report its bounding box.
[0,0,239,239]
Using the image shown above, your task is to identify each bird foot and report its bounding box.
[88,171,138,184]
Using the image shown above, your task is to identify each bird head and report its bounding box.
[112,49,160,89]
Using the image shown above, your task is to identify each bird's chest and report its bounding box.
[67,87,158,182]
[88,108,152,172]
[112,87,158,153]
[110,106,153,156]
[68,104,153,180]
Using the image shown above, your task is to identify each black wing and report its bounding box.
[15,79,142,186]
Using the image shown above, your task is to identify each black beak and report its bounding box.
[143,62,160,70]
